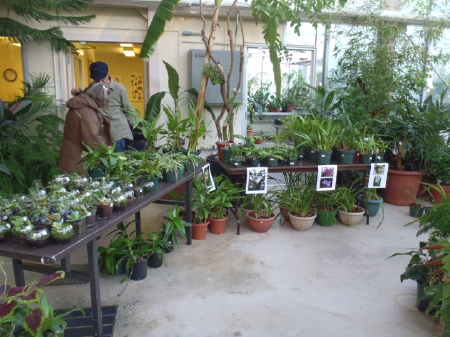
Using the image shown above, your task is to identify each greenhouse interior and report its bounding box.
[1,0,450,336]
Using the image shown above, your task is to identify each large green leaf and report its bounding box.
[163,61,180,102]
[187,88,216,121]
[269,48,281,98]
[139,0,181,61]
[144,92,166,122]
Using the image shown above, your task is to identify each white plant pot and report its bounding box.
[338,207,365,226]
[242,208,254,220]
[288,211,316,231]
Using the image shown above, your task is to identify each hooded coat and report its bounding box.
[59,93,112,174]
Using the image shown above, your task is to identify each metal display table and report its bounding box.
[0,166,203,337]
[215,157,372,234]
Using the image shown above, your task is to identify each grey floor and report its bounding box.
[0,199,441,337]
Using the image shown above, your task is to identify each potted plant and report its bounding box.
[267,95,282,112]
[230,144,245,168]
[9,215,33,244]
[357,136,374,164]
[240,193,257,220]
[159,156,184,183]
[255,130,264,144]
[221,144,231,163]
[135,157,163,191]
[207,176,243,234]
[357,188,384,217]
[272,172,304,222]
[285,176,316,231]
[0,220,11,241]
[245,146,262,167]
[247,124,253,137]
[97,196,113,219]
[259,147,283,167]
[246,193,278,233]
[119,234,153,281]
[98,221,133,276]
[146,231,171,268]
[160,204,190,251]
[0,264,84,336]
[335,184,384,226]
[401,182,425,218]
[51,222,74,244]
[111,188,128,213]
[315,191,338,227]
[191,176,211,240]
[80,143,126,179]
[338,115,360,164]
[425,148,450,204]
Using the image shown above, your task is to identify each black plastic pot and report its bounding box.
[264,155,278,167]
[129,259,148,281]
[298,153,305,161]
[230,159,242,168]
[164,235,174,254]
[147,253,164,268]
[359,153,372,164]
[338,150,356,164]
[222,148,231,162]
[163,171,178,183]
[315,151,332,165]
[372,152,385,163]
[247,158,260,167]
[409,205,425,218]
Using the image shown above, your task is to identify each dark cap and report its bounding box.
[89,61,108,81]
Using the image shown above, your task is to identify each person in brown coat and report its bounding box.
[59,83,112,174]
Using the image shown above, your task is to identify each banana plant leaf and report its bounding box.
[139,0,181,60]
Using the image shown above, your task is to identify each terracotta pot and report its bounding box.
[247,211,275,233]
[337,207,365,226]
[279,207,290,222]
[288,211,316,231]
[429,184,450,204]
[384,170,423,206]
[417,176,431,197]
[246,129,253,137]
[192,221,209,240]
[255,138,263,144]
[267,107,280,112]
[216,141,234,159]
[209,216,228,234]
[287,104,296,112]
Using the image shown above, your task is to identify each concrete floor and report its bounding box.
[0,200,441,337]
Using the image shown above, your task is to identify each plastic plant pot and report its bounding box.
[359,153,373,164]
[316,209,337,227]
[315,151,332,165]
[338,150,356,164]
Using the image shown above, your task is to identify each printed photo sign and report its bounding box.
[246,167,268,194]
[368,163,388,188]
[316,165,337,191]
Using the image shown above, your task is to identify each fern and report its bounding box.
[415,198,450,239]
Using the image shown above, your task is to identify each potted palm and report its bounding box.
[207,176,243,234]
[246,193,278,233]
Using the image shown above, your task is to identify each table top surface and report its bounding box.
[215,157,374,174]
[0,167,203,265]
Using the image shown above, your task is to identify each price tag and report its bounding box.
[311,150,315,153]
[87,212,91,216]
[321,155,325,157]
[299,155,304,158]
[234,162,238,166]
[110,203,113,207]
[270,158,274,161]
[290,162,294,165]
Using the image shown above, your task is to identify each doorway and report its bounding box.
[69,42,145,116]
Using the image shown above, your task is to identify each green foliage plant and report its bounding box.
[207,176,243,219]
[251,192,279,220]
[191,176,211,224]
[160,204,190,250]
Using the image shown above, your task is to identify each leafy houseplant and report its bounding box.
[315,191,339,227]
[0,263,84,337]
[401,183,424,218]
[335,184,384,227]
[207,176,243,234]
[80,143,126,178]
[247,192,279,233]
[230,145,245,168]
[191,176,211,240]
[9,216,33,244]
[160,204,190,251]
[146,231,171,268]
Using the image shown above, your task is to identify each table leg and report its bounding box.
[363,169,370,225]
[12,259,25,287]
[87,239,103,337]
[61,256,71,272]
[186,179,192,245]
[135,211,141,235]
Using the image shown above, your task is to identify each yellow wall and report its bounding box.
[95,48,144,116]
[0,40,23,102]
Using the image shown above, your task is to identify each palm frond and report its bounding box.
[0,17,74,51]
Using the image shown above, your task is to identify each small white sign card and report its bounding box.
[316,165,338,191]
[202,164,215,192]
[246,167,268,194]
[368,163,388,188]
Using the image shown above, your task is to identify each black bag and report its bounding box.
[125,121,148,151]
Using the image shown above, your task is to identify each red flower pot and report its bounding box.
[192,221,209,240]
[429,184,450,204]
[247,211,276,233]
[209,216,228,234]
[384,170,423,206]
[246,130,253,137]
[216,141,234,159]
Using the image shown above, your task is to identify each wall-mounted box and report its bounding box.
[189,49,243,105]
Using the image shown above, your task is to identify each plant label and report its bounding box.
[321,155,325,157]
[110,203,113,207]
[290,162,294,165]
[270,158,274,161]
[311,150,315,153]
[87,212,91,216]
[234,162,238,166]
